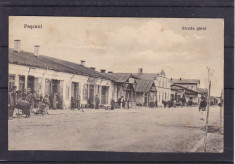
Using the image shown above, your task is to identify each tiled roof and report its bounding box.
[171,78,200,84]
[136,79,155,92]
[133,73,160,80]
[9,48,109,79]
[102,73,135,83]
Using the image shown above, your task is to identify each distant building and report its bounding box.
[135,79,157,107]
[170,78,207,104]
[102,73,137,108]
[134,69,171,106]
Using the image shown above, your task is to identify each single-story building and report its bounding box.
[102,72,138,108]
[9,40,112,109]
[135,79,157,107]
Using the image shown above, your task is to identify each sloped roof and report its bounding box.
[136,79,155,93]
[171,84,199,94]
[196,88,208,94]
[133,73,160,80]
[102,73,135,83]
[171,78,200,84]
[9,48,109,79]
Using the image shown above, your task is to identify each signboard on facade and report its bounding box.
[87,77,99,84]
[128,78,134,84]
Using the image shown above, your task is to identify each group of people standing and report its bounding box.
[8,86,51,119]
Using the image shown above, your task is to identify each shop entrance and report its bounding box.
[101,86,109,104]
[72,82,79,108]
[89,85,95,105]
[27,76,35,93]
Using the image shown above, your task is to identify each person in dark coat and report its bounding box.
[111,98,115,110]
[24,88,34,118]
[95,94,100,109]
[8,86,17,119]
[199,96,207,120]
[71,96,75,110]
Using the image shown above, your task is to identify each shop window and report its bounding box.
[83,84,88,101]
[19,75,25,91]
[8,74,15,90]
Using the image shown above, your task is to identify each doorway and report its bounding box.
[72,82,79,108]
[101,86,109,104]
[27,76,35,93]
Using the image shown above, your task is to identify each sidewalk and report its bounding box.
[191,128,224,153]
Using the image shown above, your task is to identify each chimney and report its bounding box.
[14,40,21,52]
[108,71,113,74]
[100,69,106,73]
[81,60,86,66]
[34,45,40,57]
[138,68,143,74]
[90,67,95,70]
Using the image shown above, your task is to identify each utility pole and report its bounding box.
[204,67,211,152]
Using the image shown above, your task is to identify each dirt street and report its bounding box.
[8,106,223,152]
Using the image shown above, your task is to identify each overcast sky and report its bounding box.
[9,17,224,96]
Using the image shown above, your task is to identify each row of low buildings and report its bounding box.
[9,40,208,109]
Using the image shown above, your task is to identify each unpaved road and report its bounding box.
[9,106,222,152]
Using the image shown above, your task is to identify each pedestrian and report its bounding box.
[199,96,207,120]
[95,94,100,109]
[120,96,124,109]
[155,99,158,108]
[24,88,34,118]
[43,94,50,114]
[71,96,75,110]
[111,98,115,110]
[8,86,17,120]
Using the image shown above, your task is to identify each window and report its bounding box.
[8,74,15,90]
[19,75,25,91]
[83,84,88,101]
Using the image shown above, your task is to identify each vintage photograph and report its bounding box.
[8,17,224,152]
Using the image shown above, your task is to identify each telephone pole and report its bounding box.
[204,67,211,152]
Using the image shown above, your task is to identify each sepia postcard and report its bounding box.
[8,16,224,152]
